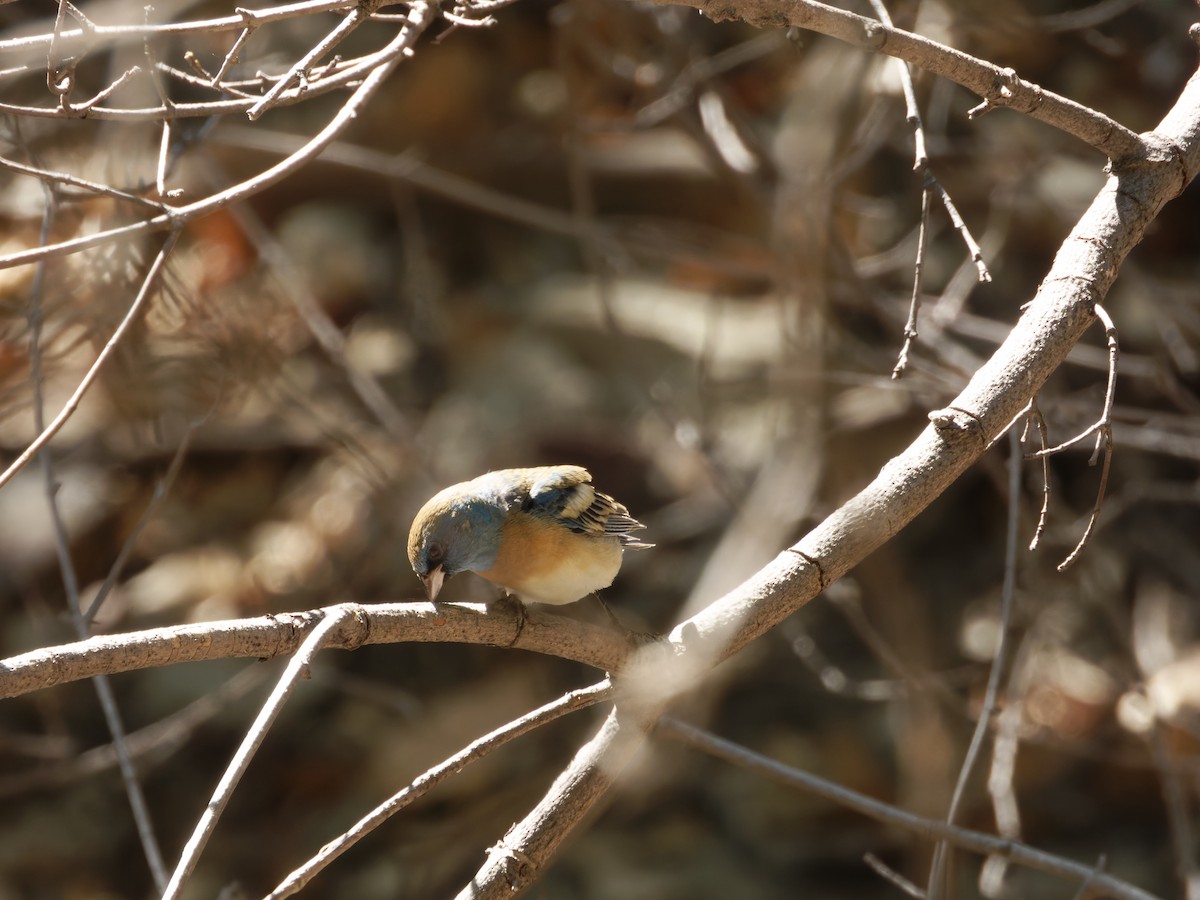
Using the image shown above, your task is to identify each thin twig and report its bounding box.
[1149,705,1200,896]
[27,176,170,893]
[1025,399,1051,550]
[0,0,407,52]
[161,59,264,99]
[868,0,989,380]
[212,22,258,86]
[1026,421,1107,458]
[209,161,411,440]
[266,679,615,898]
[0,1,435,274]
[0,154,167,209]
[866,0,990,281]
[83,421,203,625]
[868,0,988,381]
[0,665,268,799]
[1056,303,1119,571]
[0,20,428,119]
[161,605,360,900]
[247,1,377,120]
[893,177,932,379]
[659,719,1161,900]
[139,12,176,201]
[71,64,141,111]
[46,0,76,101]
[929,178,991,282]
[0,231,181,491]
[156,122,171,197]
[864,853,927,898]
[927,428,1023,898]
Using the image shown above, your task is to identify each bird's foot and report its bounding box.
[591,593,660,642]
[494,592,528,646]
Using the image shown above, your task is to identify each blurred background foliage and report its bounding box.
[1,0,1199,897]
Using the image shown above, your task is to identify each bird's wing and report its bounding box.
[527,467,653,548]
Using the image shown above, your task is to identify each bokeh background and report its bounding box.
[1,0,1199,897]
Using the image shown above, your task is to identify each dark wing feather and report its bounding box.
[527,466,653,549]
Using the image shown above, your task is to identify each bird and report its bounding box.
[407,465,651,606]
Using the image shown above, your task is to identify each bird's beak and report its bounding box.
[422,565,445,601]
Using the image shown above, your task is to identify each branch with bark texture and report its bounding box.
[0,602,636,700]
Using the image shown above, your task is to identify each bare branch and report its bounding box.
[658,719,1160,900]
[83,421,203,625]
[456,703,656,899]
[864,853,926,898]
[28,182,170,892]
[1033,303,1119,571]
[246,1,377,120]
[0,231,180,491]
[867,0,989,382]
[893,177,931,379]
[0,665,268,800]
[927,429,1024,898]
[0,0,409,53]
[0,603,638,700]
[1025,399,1051,551]
[161,605,354,899]
[0,1,437,268]
[267,679,615,898]
[0,154,167,209]
[646,0,1146,160]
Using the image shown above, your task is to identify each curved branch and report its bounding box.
[0,602,638,700]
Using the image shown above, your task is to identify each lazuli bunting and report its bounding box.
[407,465,651,605]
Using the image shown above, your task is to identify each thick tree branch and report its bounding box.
[0,602,638,700]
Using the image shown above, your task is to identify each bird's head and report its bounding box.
[407,486,504,600]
